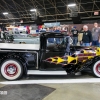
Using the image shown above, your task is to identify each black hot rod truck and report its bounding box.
[0,32,100,80]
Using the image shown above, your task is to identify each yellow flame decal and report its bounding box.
[68,56,77,64]
[56,57,66,64]
[51,58,56,62]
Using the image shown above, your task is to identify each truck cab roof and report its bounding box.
[40,32,68,38]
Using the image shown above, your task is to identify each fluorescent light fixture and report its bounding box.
[68,3,76,7]
[30,9,36,12]
[3,12,8,15]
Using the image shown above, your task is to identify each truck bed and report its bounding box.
[0,43,40,50]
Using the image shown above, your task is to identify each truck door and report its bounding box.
[40,37,69,70]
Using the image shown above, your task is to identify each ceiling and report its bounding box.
[0,0,100,23]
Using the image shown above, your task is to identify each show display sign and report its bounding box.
[44,22,60,27]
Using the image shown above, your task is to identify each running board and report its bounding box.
[27,70,67,75]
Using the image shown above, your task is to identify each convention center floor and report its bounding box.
[0,83,100,100]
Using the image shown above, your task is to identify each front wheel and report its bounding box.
[92,60,100,77]
[0,59,23,80]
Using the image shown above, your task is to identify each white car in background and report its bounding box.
[13,34,40,44]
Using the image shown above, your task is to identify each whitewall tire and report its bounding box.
[0,59,23,80]
[92,60,100,77]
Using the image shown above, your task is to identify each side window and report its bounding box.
[47,38,55,44]
[46,37,66,48]
[47,38,63,44]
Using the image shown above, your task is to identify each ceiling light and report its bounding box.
[3,12,8,15]
[30,9,36,12]
[94,11,99,15]
[68,4,76,7]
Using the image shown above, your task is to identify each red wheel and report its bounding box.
[4,63,18,77]
[1,59,23,80]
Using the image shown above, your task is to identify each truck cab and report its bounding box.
[40,32,70,70]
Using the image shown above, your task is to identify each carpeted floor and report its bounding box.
[0,84,55,100]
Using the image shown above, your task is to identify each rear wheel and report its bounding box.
[92,60,100,77]
[0,59,23,80]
